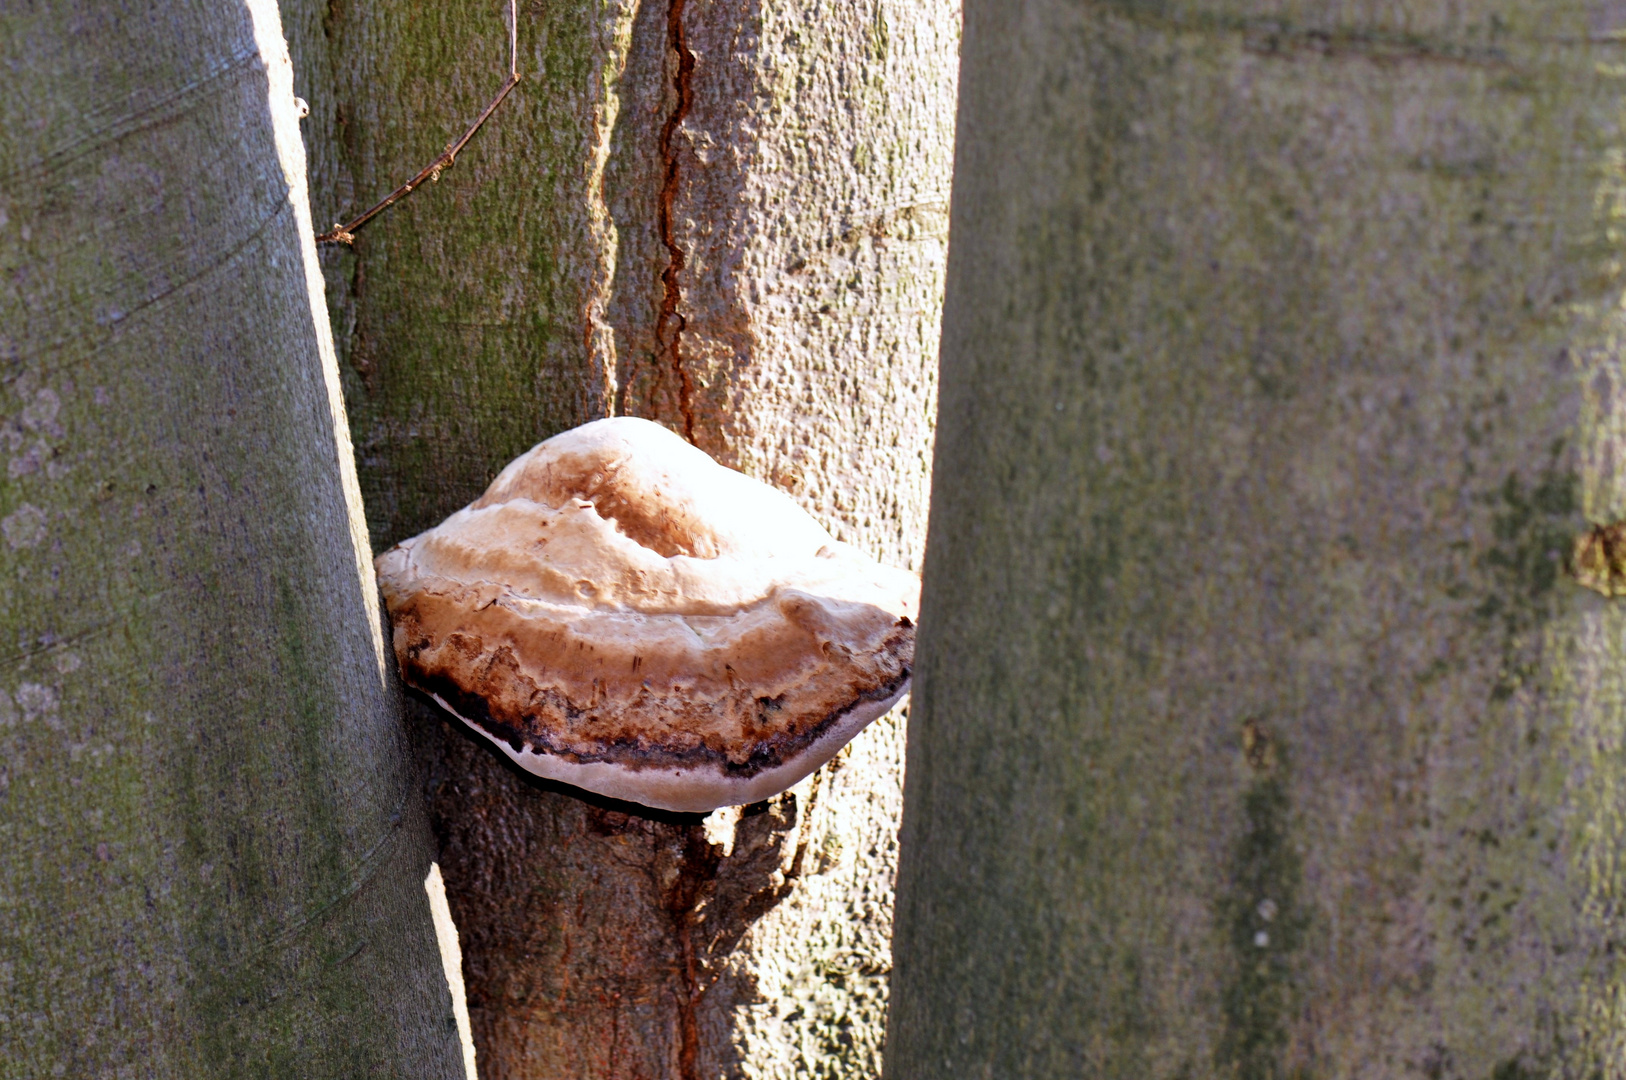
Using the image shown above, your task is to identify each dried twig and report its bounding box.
[316,0,520,245]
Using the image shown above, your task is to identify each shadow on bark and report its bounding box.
[404,690,821,1079]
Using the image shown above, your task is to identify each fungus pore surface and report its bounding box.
[375,417,918,812]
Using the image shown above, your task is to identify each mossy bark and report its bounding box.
[0,3,462,1076]
[889,2,1626,1078]
[285,0,957,1075]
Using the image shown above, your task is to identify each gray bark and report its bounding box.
[0,3,462,1075]
[890,2,1626,1079]
[285,0,956,1074]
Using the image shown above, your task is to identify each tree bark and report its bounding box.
[0,2,462,1076]
[890,2,1626,1078]
[286,0,957,1075]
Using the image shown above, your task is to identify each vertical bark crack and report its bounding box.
[666,823,720,1080]
[656,0,697,442]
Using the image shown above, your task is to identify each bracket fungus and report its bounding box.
[376,417,919,813]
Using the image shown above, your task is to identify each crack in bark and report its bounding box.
[665,824,720,1080]
[655,0,697,443]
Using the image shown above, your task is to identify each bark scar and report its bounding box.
[656,0,697,443]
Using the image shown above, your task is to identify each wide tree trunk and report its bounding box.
[285,0,957,1075]
[0,2,462,1075]
[889,2,1626,1078]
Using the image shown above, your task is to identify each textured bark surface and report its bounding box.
[286,0,956,1075]
[0,2,462,1076]
[890,2,1626,1079]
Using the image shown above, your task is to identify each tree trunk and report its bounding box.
[286,0,957,1075]
[0,2,462,1075]
[889,2,1626,1078]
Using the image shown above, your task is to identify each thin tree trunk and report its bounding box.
[890,2,1626,1078]
[286,0,957,1074]
[0,2,461,1075]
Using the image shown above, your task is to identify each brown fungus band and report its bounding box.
[375,417,918,812]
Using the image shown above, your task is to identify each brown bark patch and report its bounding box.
[1570,521,1626,598]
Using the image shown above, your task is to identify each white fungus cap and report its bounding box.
[374,417,918,813]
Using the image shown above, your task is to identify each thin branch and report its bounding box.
[316,0,520,246]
